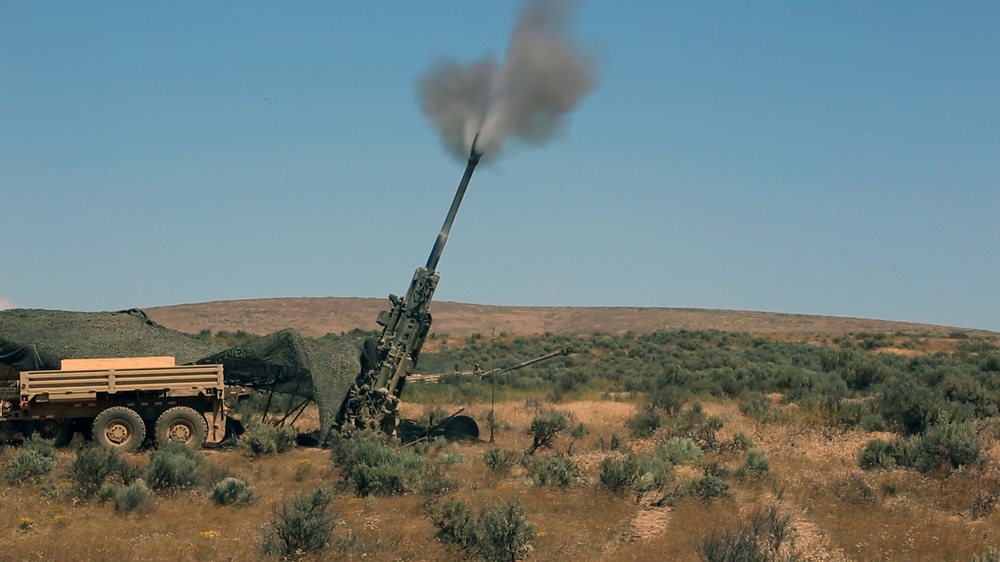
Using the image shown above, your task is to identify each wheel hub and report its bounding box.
[168,423,192,442]
[106,422,130,445]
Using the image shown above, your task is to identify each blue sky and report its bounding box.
[2,2,998,331]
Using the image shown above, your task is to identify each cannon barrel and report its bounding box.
[426,137,482,271]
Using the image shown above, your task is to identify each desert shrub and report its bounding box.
[428,498,477,550]
[599,454,641,493]
[477,501,537,562]
[736,448,770,480]
[610,433,626,450]
[529,456,579,487]
[625,406,661,438]
[731,432,755,452]
[567,422,590,455]
[692,474,732,500]
[69,443,132,499]
[329,431,424,496]
[972,489,1000,520]
[114,479,152,514]
[239,421,297,457]
[698,505,797,562]
[429,499,537,562]
[525,410,569,454]
[211,477,255,506]
[483,447,520,476]
[878,383,945,435]
[262,485,336,558]
[5,435,57,485]
[659,474,731,506]
[858,438,911,471]
[912,421,982,473]
[658,437,703,464]
[972,548,1000,562]
[858,422,981,474]
[739,393,776,424]
[145,441,207,490]
[831,472,875,504]
[422,461,460,495]
[648,385,689,415]
[599,453,673,501]
[835,400,866,427]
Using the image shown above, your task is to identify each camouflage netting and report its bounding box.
[0,309,361,440]
[0,309,224,370]
[195,329,359,441]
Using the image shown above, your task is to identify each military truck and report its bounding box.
[0,356,228,451]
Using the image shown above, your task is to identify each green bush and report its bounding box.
[658,437,703,464]
[625,406,661,438]
[431,499,537,562]
[145,441,207,490]
[483,447,520,476]
[878,383,945,436]
[114,479,152,514]
[599,454,641,493]
[858,438,909,471]
[972,548,1000,562]
[6,435,57,485]
[526,411,569,454]
[599,453,673,501]
[858,422,981,474]
[69,443,132,499]
[731,432,755,452]
[529,456,579,487]
[211,477,255,506]
[913,421,982,473]
[659,474,731,506]
[428,498,477,550]
[329,431,424,496]
[736,448,770,480]
[239,421,297,457]
[739,393,776,424]
[477,501,537,562]
[262,486,336,558]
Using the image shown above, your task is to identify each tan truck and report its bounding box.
[0,356,228,451]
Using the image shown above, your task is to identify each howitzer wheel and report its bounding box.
[439,415,480,441]
[92,407,145,452]
[155,406,208,449]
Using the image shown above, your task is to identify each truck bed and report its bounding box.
[21,364,224,403]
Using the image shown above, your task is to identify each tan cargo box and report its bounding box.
[60,356,177,370]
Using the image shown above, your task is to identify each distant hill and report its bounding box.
[144,297,982,339]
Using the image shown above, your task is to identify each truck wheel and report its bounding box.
[92,407,145,452]
[24,419,74,447]
[155,406,208,449]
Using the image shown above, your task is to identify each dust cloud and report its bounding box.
[416,0,597,160]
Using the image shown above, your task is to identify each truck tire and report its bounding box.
[24,419,74,447]
[92,407,145,452]
[155,406,208,449]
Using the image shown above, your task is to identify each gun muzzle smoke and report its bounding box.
[425,135,482,271]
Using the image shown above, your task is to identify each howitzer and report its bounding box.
[336,137,483,435]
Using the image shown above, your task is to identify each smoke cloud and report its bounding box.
[417,0,596,160]
[0,299,16,311]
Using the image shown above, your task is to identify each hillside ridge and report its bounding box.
[144,297,982,338]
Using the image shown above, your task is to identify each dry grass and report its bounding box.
[2,400,1000,561]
